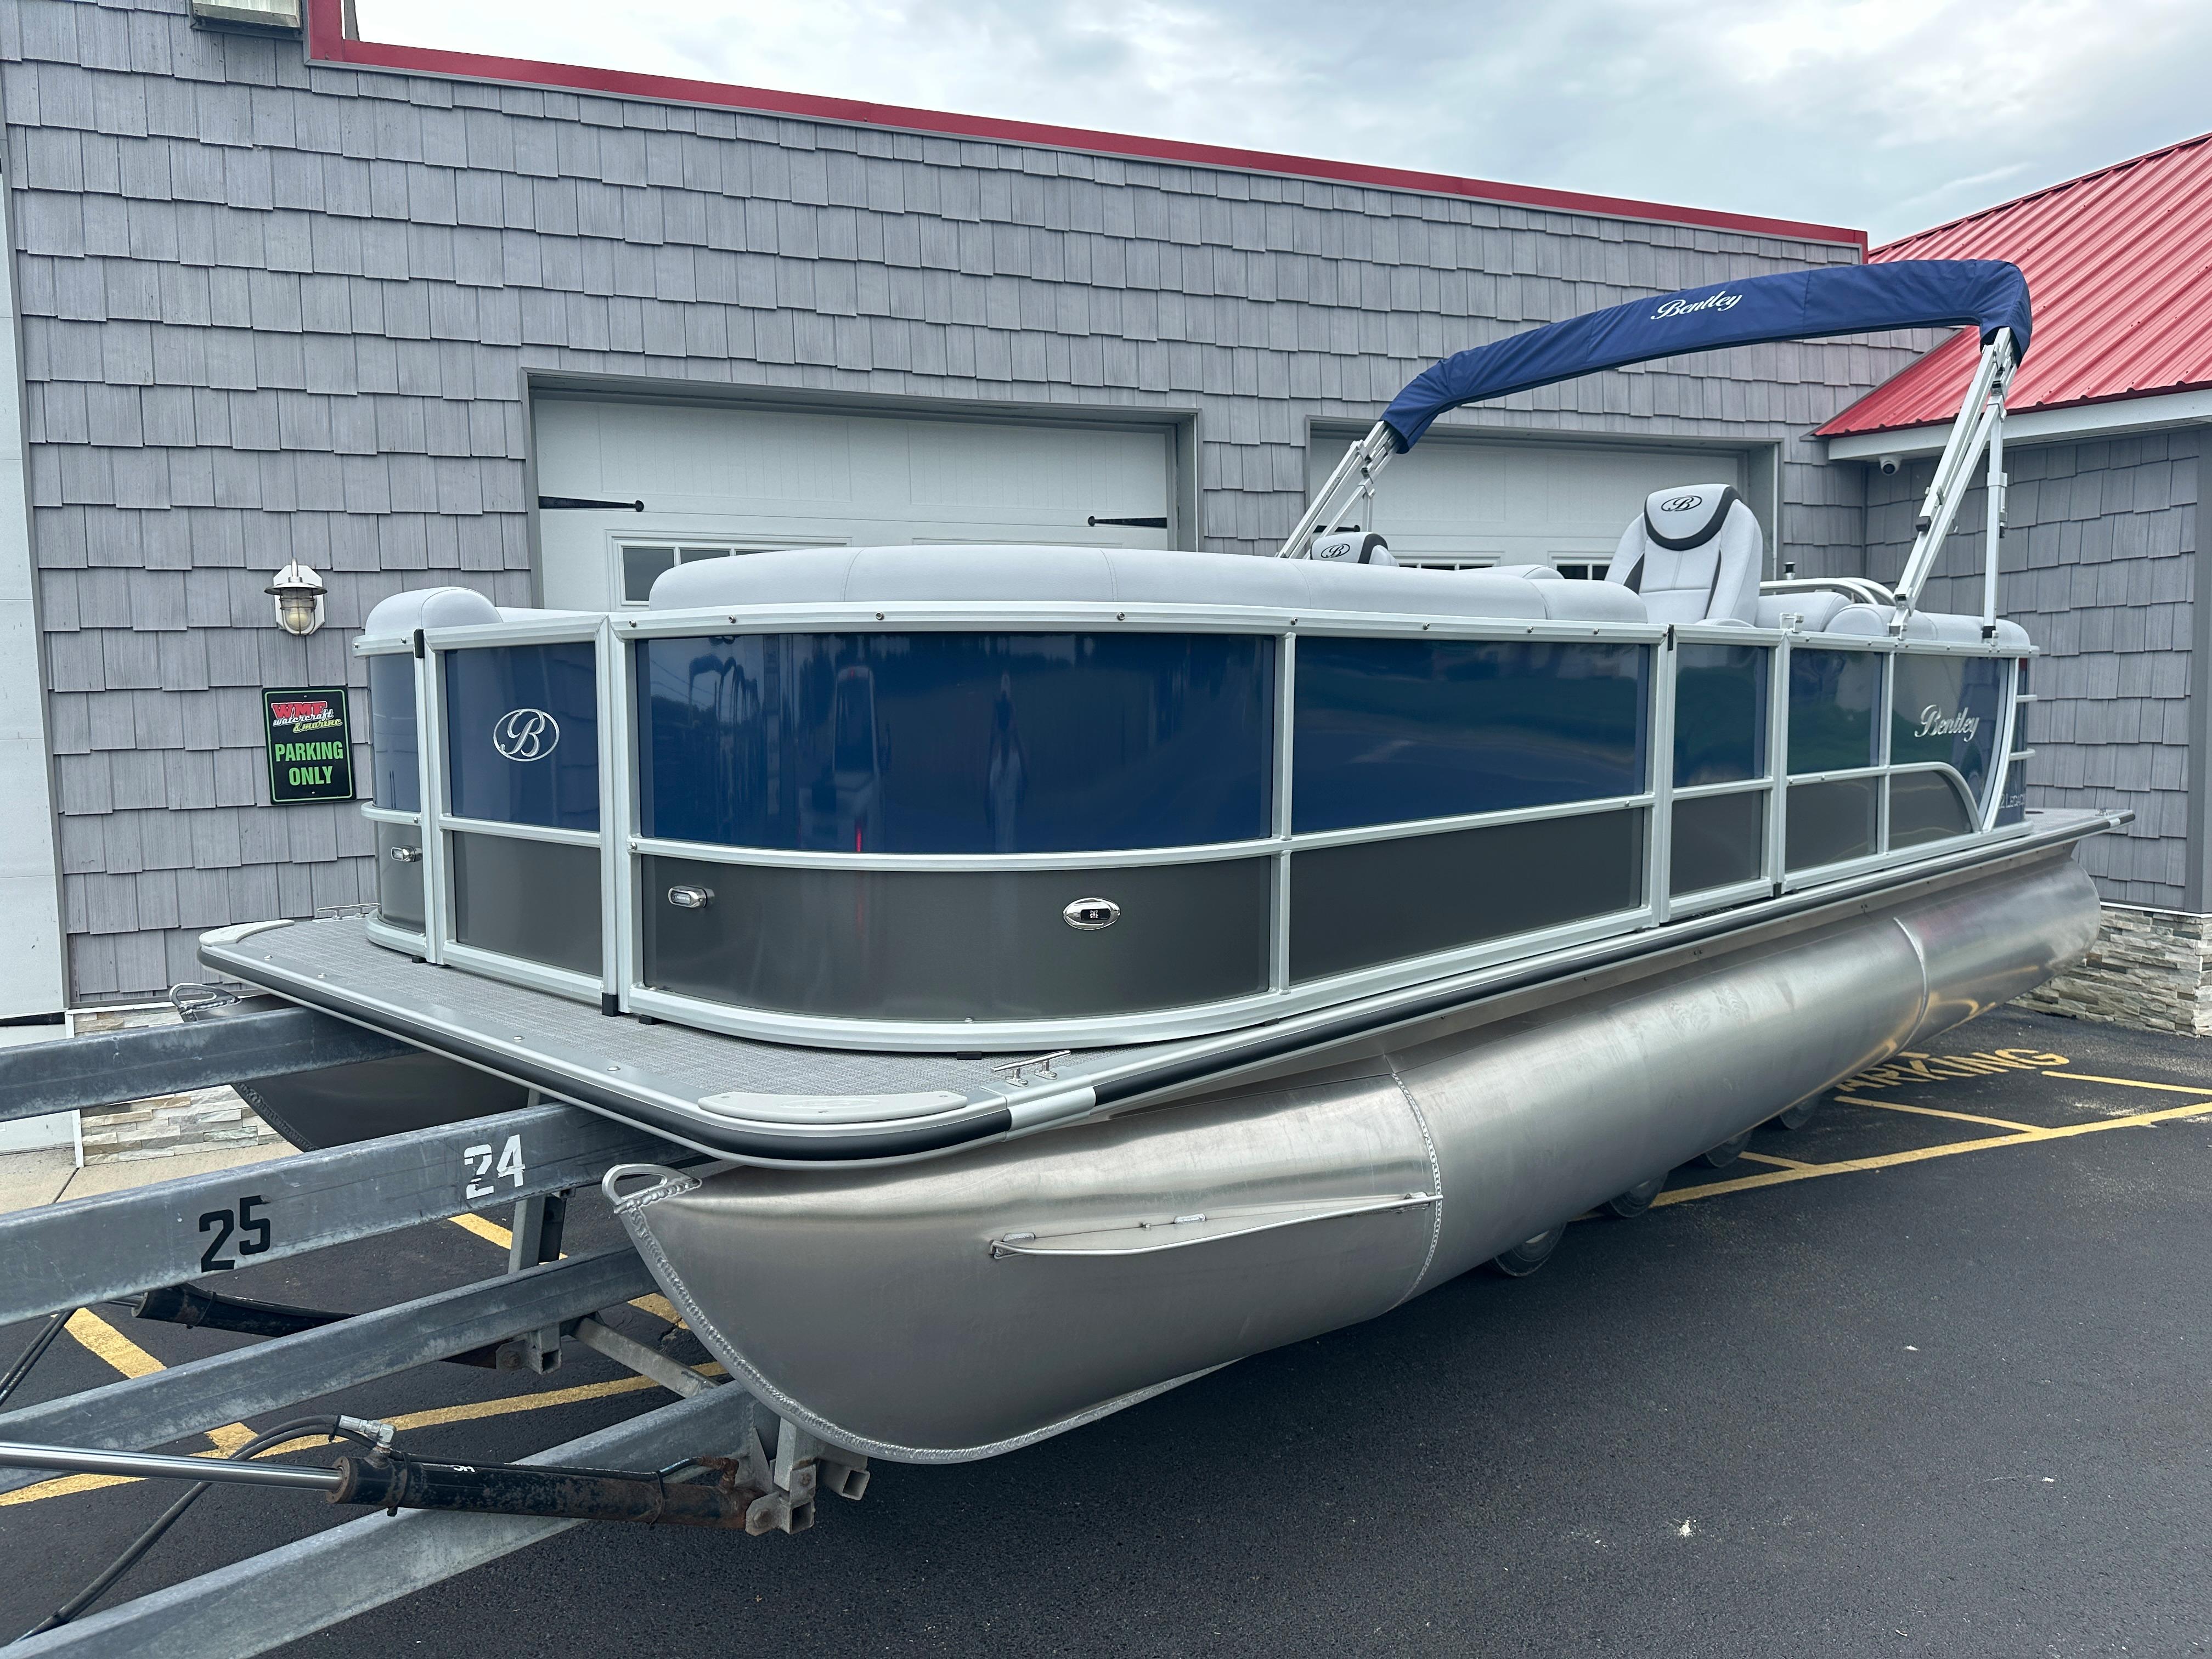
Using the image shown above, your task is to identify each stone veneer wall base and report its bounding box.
[2015,904,2212,1037]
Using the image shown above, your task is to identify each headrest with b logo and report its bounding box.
[1641,486,1737,551]
[1310,531,1395,566]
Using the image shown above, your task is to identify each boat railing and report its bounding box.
[356,602,2030,1052]
[1760,576,1898,609]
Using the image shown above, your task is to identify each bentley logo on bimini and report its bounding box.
[1914,705,1980,742]
[1660,494,1705,512]
[492,708,560,761]
[1651,290,1743,320]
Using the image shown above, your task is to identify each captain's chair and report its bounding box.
[1606,485,1763,627]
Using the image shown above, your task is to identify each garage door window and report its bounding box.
[619,544,741,606]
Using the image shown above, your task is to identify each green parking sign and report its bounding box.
[263,687,356,805]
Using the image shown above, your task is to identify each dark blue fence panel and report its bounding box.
[1786,648,1882,776]
[1674,643,1768,787]
[636,632,1276,854]
[1891,653,2007,813]
[1292,639,1647,834]
[443,643,601,832]
[366,653,419,813]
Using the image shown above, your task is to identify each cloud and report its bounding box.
[358,0,2209,241]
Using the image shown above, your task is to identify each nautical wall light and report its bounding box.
[266,561,327,637]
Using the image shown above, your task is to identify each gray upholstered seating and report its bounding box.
[1606,485,1763,627]
[1754,591,1853,631]
[1826,605,2030,646]
[647,543,1650,625]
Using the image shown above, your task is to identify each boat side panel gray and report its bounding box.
[1785,778,1879,870]
[617,847,2101,1461]
[642,854,1273,1020]
[620,1076,1436,1455]
[450,833,602,978]
[1288,809,1643,983]
[1669,789,1765,894]
[644,543,1653,625]
[373,822,425,932]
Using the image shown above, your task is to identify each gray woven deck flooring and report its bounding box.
[228,918,1141,1102]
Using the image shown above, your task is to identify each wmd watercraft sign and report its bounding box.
[262,687,356,805]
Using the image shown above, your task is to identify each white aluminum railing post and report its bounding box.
[1982,383,2007,634]
[1892,330,2014,631]
[1274,422,1397,557]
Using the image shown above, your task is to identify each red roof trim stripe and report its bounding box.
[301,0,1865,250]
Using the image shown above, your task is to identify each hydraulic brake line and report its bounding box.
[11,1415,387,1643]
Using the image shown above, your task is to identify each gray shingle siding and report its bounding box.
[8,0,1925,1000]
[1849,430,2202,908]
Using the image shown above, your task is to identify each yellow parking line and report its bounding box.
[2047,1070,2212,1094]
[1657,1093,2212,1207]
[1736,1151,1814,1170]
[449,1213,513,1249]
[63,1311,165,1379]
[1835,1096,2038,1133]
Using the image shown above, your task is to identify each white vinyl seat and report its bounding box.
[1754,591,1853,631]
[1606,485,1763,627]
[1825,605,2031,646]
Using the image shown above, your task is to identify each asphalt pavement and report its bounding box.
[2,1006,2208,1657]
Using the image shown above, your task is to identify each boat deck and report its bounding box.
[201,914,1144,1161]
[200,809,2124,1166]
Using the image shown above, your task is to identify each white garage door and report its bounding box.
[535,399,1176,611]
[1308,435,1750,575]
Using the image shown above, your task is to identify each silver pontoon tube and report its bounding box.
[612,846,2098,1464]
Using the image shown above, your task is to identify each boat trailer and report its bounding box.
[0,1002,867,1658]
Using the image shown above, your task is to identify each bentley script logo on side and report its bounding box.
[1914,705,1980,741]
[492,708,560,761]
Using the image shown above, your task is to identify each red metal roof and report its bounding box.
[301,0,1864,250]
[1820,130,2212,437]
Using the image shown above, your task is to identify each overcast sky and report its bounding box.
[360,0,2208,245]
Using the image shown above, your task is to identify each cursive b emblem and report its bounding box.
[492,708,558,761]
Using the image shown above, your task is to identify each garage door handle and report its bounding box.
[1086,516,1168,529]
[537,495,645,512]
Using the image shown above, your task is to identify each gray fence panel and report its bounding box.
[0,1103,685,1324]
[0,1246,655,1497]
[5,1382,757,1658]
[0,1005,412,1122]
